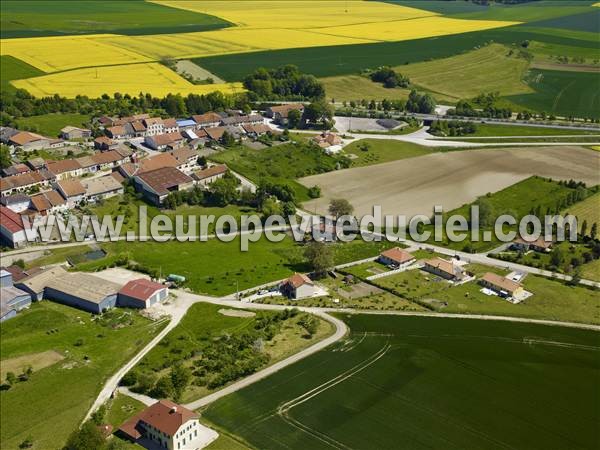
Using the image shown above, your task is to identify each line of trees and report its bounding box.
[243,64,325,101]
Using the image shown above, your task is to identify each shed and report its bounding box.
[118,278,168,308]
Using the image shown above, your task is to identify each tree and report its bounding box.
[221,131,236,147]
[287,108,301,128]
[304,241,334,277]
[307,185,321,199]
[151,375,174,399]
[170,364,191,402]
[302,101,333,127]
[591,222,598,241]
[90,404,106,425]
[63,421,105,450]
[0,144,11,169]
[476,198,495,227]
[260,196,282,219]
[328,198,354,219]
[550,246,564,268]
[581,219,588,239]
[18,437,34,449]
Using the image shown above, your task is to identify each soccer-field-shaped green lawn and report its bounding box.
[204,314,600,450]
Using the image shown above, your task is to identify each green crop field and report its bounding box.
[528,10,600,33]
[467,123,600,136]
[396,43,532,101]
[452,0,597,22]
[508,69,600,118]
[15,113,90,137]
[0,302,165,450]
[321,43,532,102]
[0,55,43,92]
[204,314,600,450]
[0,0,231,39]
[194,26,597,81]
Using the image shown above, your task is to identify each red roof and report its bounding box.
[0,205,24,233]
[380,247,414,265]
[285,273,313,289]
[119,278,166,302]
[119,400,198,439]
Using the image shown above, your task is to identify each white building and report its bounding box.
[118,400,218,450]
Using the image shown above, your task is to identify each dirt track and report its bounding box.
[299,146,600,225]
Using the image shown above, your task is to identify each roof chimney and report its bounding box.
[170,406,177,414]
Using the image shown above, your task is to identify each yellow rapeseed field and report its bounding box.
[0,34,151,72]
[1,0,520,97]
[151,0,434,29]
[313,16,519,42]
[11,63,244,98]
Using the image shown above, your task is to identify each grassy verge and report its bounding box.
[343,139,435,167]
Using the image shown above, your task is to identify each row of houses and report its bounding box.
[1,148,132,195]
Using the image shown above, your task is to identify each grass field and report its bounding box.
[128,303,333,403]
[204,313,600,450]
[0,302,164,450]
[453,0,597,22]
[528,10,600,33]
[0,0,232,38]
[562,192,600,235]
[71,237,395,296]
[15,113,90,137]
[209,143,346,202]
[0,55,43,92]
[342,139,435,167]
[11,62,244,98]
[321,75,411,102]
[398,43,532,101]
[508,69,600,118]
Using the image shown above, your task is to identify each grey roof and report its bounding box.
[17,266,68,294]
[1,193,31,205]
[45,272,122,303]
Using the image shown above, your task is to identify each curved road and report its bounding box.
[85,288,600,423]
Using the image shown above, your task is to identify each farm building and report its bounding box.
[60,126,91,140]
[82,175,124,203]
[423,257,467,282]
[7,131,53,151]
[0,205,38,248]
[118,399,217,450]
[118,278,168,308]
[480,272,525,300]
[119,153,179,178]
[1,193,31,213]
[221,114,263,127]
[144,132,185,151]
[134,166,195,205]
[44,272,122,314]
[15,266,69,301]
[56,179,86,208]
[192,164,228,187]
[192,112,223,129]
[0,285,32,322]
[378,247,415,268]
[280,273,317,299]
[312,132,342,153]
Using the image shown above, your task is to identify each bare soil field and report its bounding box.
[1,350,64,379]
[299,146,600,226]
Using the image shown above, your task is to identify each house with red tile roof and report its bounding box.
[280,273,317,299]
[118,399,217,449]
[0,205,31,248]
[118,278,168,308]
[378,247,415,268]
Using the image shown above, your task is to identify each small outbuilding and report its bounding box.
[280,273,317,299]
[118,278,168,308]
